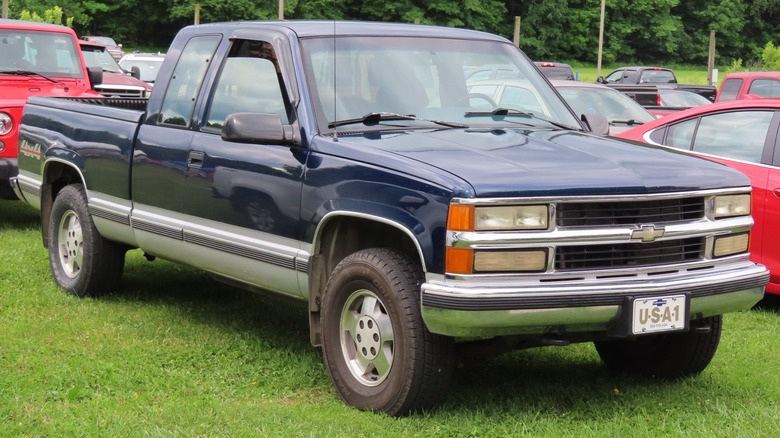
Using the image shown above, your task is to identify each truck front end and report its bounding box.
[0,100,22,199]
[1,19,101,200]
[423,190,767,339]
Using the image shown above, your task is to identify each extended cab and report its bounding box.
[716,71,780,102]
[599,66,717,102]
[0,19,102,199]
[12,21,768,415]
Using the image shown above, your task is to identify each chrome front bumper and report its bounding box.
[421,261,768,337]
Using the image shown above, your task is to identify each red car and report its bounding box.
[615,100,780,295]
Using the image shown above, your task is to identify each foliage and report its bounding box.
[6,0,780,69]
[18,6,74,27]
[761,41,780,70]
[722,58,748,77]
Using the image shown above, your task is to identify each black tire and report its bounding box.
[48,184,126,297]
[594,315,723,378]
[320,248,455,416]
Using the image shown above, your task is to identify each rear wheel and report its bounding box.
[48,184,126,297]
[320,248,454,416]
[594,315,722,378]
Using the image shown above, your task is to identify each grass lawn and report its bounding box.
[2,193,779,436]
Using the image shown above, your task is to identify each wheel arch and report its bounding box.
[307,211,428,346]
[39,158,86,246]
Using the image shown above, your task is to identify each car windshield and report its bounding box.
[0,29,83,78]
[557,86,655,124]
[119,58,163,83]
[659,90,712,107]
[81,45,123,74]
[87,36,118,46]
[300,36,579,132]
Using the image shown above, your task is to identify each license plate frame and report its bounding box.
[631,295,687,335]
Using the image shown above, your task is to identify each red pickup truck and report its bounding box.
[715,71,780,102]
[0,19,102,199]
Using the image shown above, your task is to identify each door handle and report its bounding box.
[773,188,780,197]
[187,151,205,168]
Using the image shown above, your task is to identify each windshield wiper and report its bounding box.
[329,112,468,129]
[610,119,643,126]
[0,69,64,85]
[464,107,578,130]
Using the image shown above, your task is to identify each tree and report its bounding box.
[18,6,74,26]
[675,0,747,65]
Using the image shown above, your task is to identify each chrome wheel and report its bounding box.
[339,289,394,386]
[57,210,83,278]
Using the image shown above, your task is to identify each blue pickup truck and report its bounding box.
[11,21,768,415]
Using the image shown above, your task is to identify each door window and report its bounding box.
[205,40,289,130]
[159,35,221,127]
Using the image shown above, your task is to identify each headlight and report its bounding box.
[714,194,750,218]
[713,233,750,257]
[0,112,12,136]
[474,205,549,231]
[474,249,547,272]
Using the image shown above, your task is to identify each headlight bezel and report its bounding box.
[0,112,13,136]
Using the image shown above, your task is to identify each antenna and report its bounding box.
[332,19,338,141]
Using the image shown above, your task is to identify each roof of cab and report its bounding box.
[0,18,75,33]
[177,20,510,41]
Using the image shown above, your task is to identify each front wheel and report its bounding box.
[48,184,126,297]
[320,248,454,416]
[594,315,722,378]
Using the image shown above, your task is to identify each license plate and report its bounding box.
[632,295,686,335]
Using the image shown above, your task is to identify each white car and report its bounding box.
[118,52,166,86]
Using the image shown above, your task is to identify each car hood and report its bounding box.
[0,77,98,99]
[326,127,749,198]
[100,71,152,89]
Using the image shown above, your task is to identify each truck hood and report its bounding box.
[333,127,749,197]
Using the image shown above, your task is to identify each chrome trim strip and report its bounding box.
[132,217,184,240]
[313,210,427,271]
[422,261,766,303]
[423,270,768,311]
[184,231,296,269]
[449,187,752,205]
[447,215,753,248]
[129,204,306,283]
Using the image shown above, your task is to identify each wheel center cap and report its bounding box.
[355,315,381,360]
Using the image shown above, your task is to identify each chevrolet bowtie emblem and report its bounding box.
[631,225,665,242]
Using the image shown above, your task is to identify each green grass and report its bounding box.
[2,198,780,436]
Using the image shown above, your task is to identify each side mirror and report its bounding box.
[87,65,103,87]
[581,113,610,136]
[222,112,296,145]
[130,66,141,79]
[596,76,606,84]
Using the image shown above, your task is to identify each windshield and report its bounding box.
[81,45,123,74]
[300,36,579,132]
[659,90,712,107]
[0,29,83,78]
[556,86,655,124]
[86,36,117,46]
[119,58,163,83]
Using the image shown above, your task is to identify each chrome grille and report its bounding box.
[556,197,705,228]
[94,85,146,98]
[555,237,704,271]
